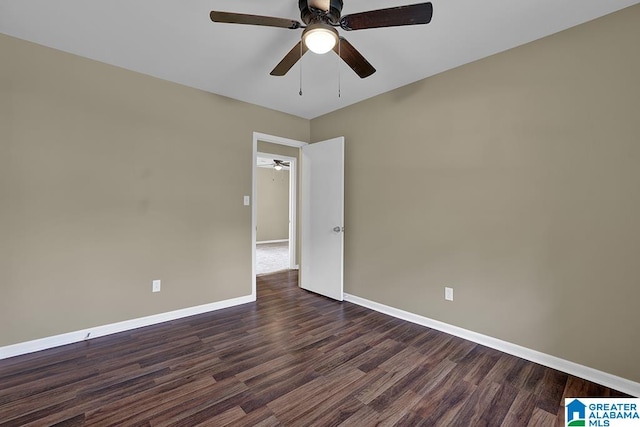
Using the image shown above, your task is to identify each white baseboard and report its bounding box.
[0,294,255,360]
[256,239,288,245]
[344,293,640,397]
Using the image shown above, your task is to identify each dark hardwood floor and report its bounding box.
[0,270,628,426]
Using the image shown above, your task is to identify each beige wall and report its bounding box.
[257,141,300,160]
[311,5,640,382]
[0,34,309,346]
[256,167,290,242]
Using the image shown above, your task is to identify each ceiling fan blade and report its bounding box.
[340,2,433,31]
[334,37,376,79]
[270,41,309,76]
[210,11,301,29]
[308,0,330,12]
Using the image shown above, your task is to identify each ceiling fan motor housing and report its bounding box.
[299,0,344,25]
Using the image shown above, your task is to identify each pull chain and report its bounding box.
[299,42,303,96]
[337,38,341,98]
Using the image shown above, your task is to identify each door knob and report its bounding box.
[333,226,344,233]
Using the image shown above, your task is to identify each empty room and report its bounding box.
[2,1,639,425]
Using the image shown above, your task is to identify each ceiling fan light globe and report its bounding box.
[274,165,283,171]
[303,25,338,55]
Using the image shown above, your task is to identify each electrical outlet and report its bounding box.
[152,280,161,293]
[445,287,454,301]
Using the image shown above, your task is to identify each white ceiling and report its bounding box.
[1,0,638,119]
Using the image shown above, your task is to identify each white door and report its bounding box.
[300,137,344,301]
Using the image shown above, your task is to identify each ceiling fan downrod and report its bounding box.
[299,0,344,25]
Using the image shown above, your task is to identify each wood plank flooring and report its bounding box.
[0,270,629,426]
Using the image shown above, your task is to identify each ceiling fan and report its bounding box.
[273,160,290,170]
[210,1,433,79]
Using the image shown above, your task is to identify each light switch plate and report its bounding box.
[243,195,250,206]
[445,287,454,301]
[152,280,161,293]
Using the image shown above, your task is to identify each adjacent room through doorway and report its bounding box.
[256,154,292,275]
[256,241,289,275]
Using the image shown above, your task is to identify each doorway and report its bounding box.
[251,133,307,299]
[256,153,295,275]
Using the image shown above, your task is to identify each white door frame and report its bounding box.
[251,132,307,299]
[256,151,297,267]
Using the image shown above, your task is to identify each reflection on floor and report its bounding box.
[256,241,289,275]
